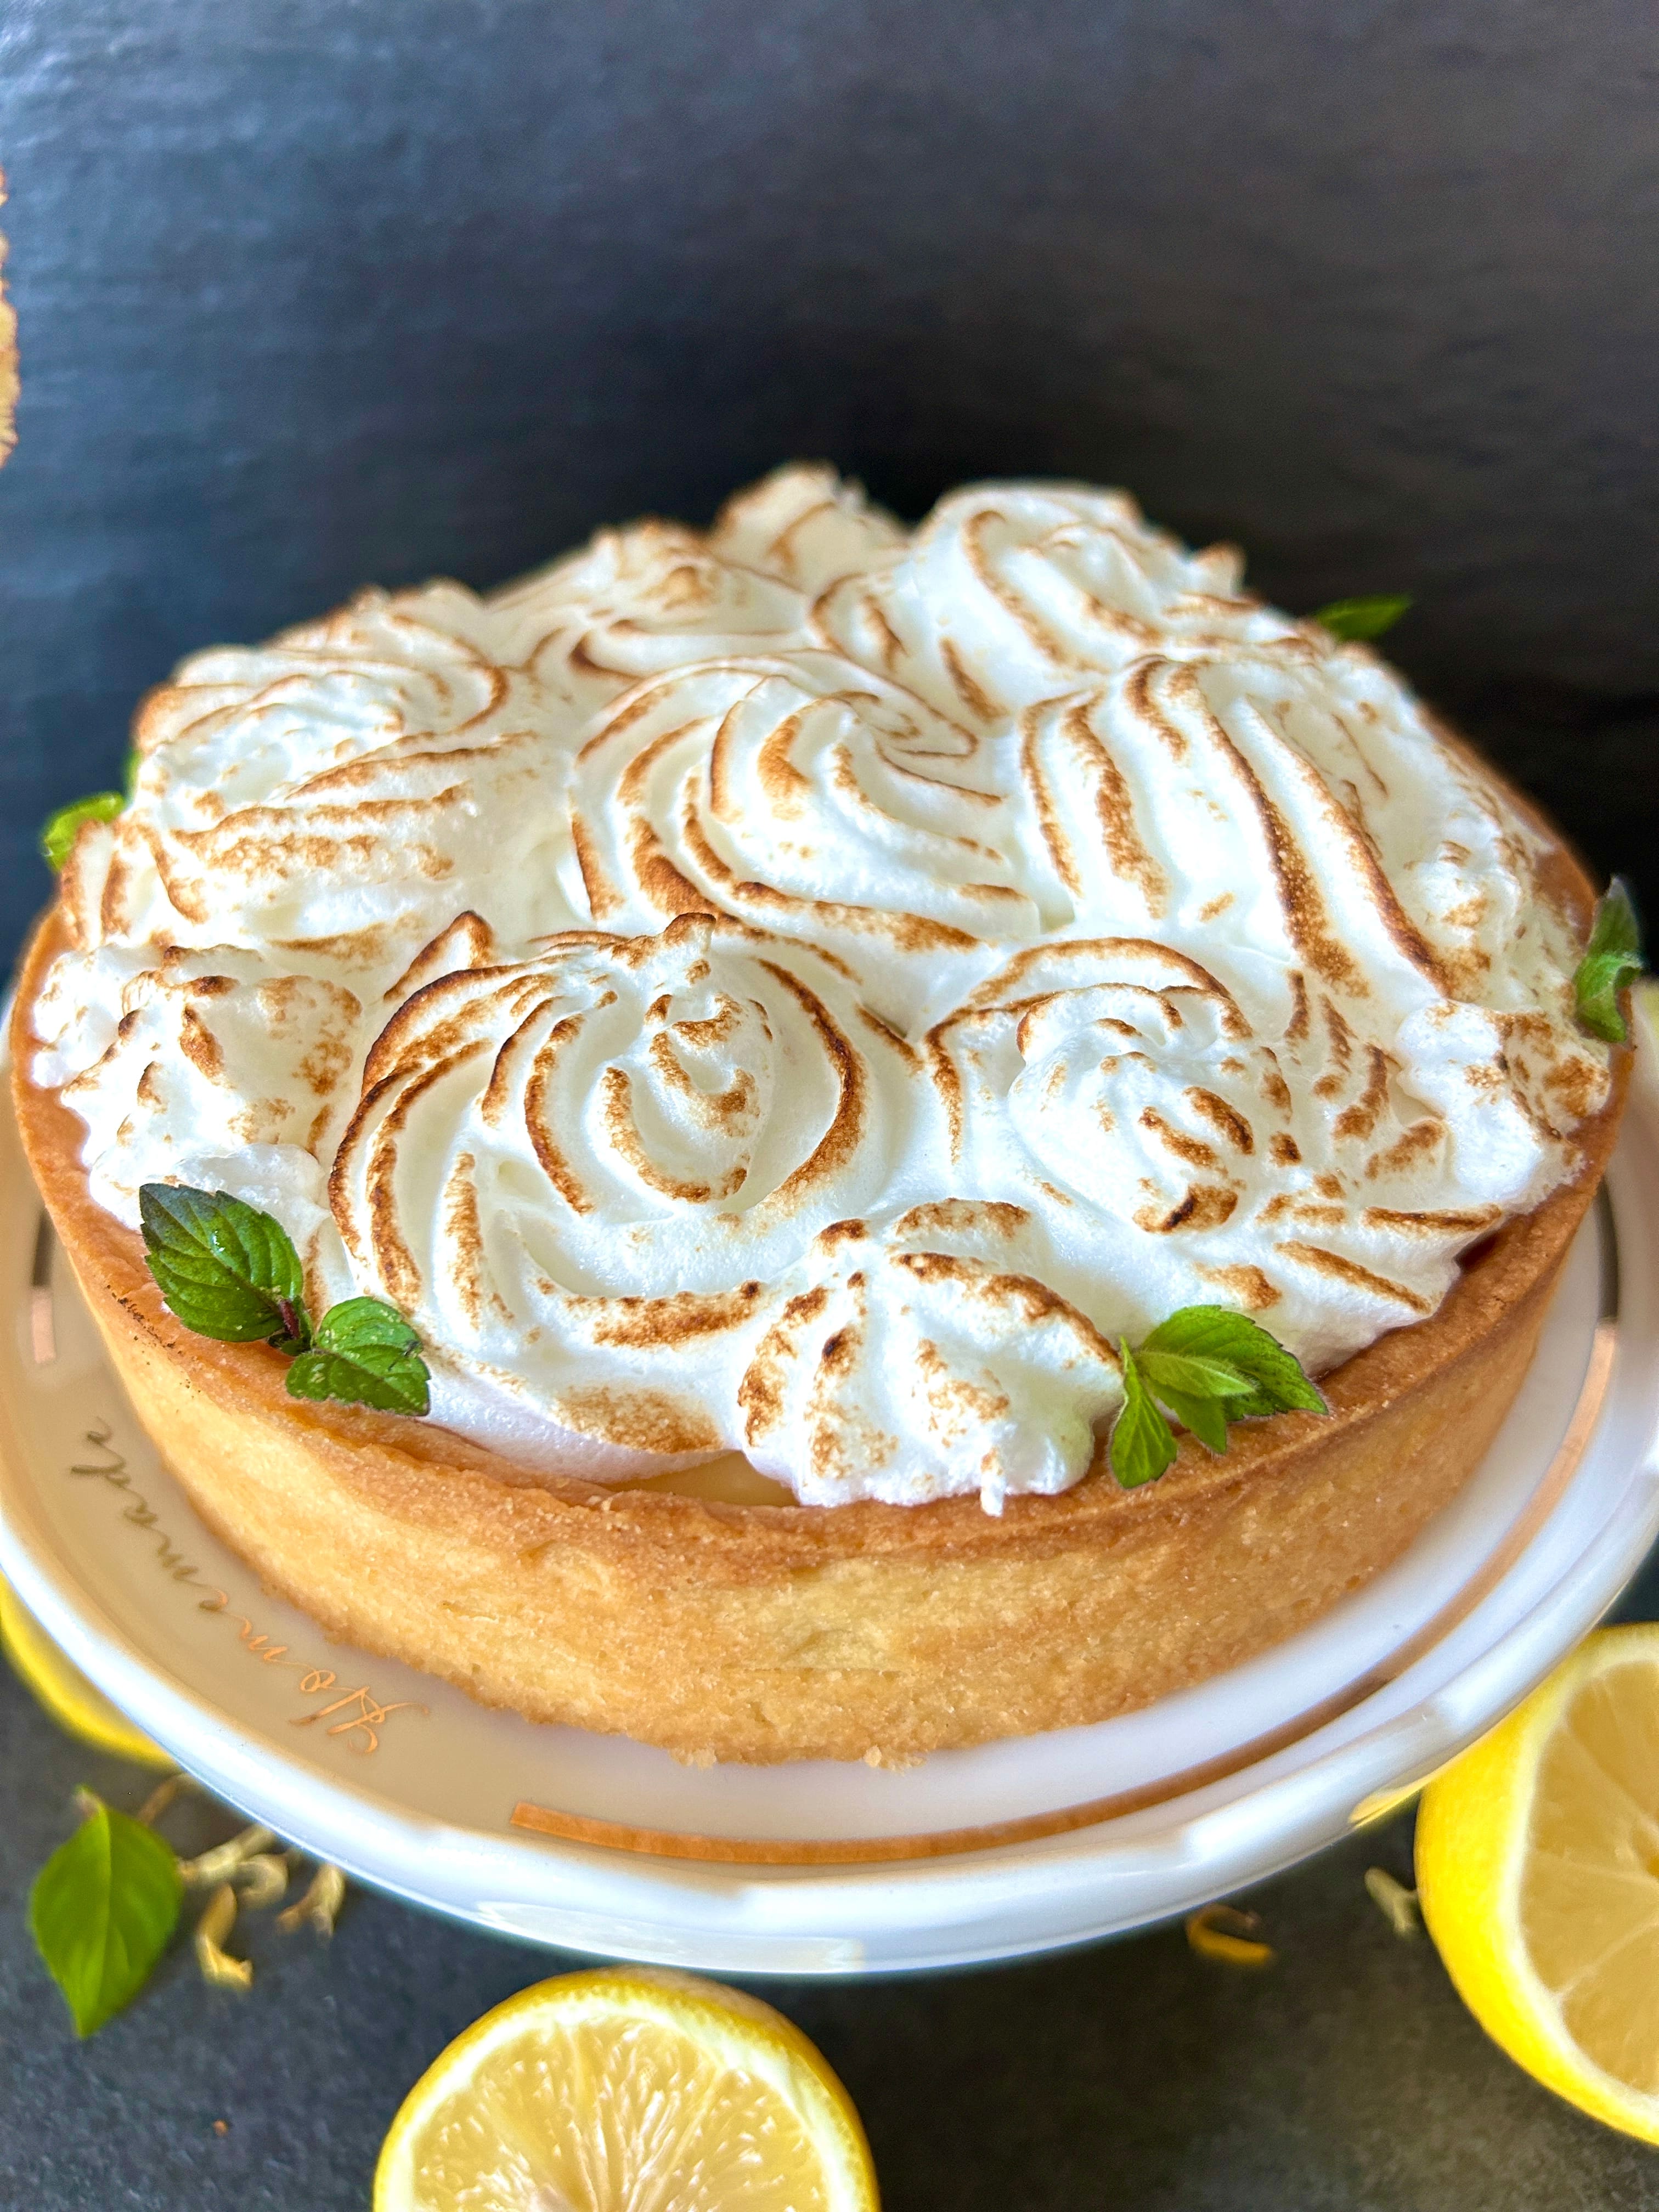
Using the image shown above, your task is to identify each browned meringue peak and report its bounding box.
[809,480,1307,731]
[59,575,585,979]
[565,651,1055,1030]
[328,914,938,1469]
[1013,645,1608,1064]
[490,520,810,718]
[707,464,906,590]
[926,933,1601,1378]
[63,722,575,987]
[380,910,500,1003]
[481,469,899,720]
[132,579,544,793]
[1009,650,1458,977]
[29,942,362,1232]
[736,1203,1125,1511]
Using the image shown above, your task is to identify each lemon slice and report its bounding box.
[0,1576,172,1768]
[375,1966,879,2211]
[1417,1624,1659,2141]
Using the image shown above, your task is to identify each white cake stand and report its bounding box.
[2,1016,1657,1976]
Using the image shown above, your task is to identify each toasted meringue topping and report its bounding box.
[738,1205,1124,1511]
[326,913,931,1473]
[31,943,361,1247]
[33,466,1611,1509]
[566,652,1049,1029]
[60,583,586,985]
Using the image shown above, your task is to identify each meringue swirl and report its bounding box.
[59,582,585,985]
[32,465,1612,1509]
[812,481,1304,730]
[739,1203,1124,1510]
[567,652,1049,1028]
[494,464,905,717]
[325,913,930,1471]
[30,942,361,1251]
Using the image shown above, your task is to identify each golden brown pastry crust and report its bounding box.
[10,905,1628,1764]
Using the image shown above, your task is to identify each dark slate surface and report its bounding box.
[2,3,1659,2203]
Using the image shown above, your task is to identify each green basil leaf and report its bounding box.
[30,1796,181,2036]
[1312,594,1412,643]
[1142,1306,1327,1417]
[1149,1384,1231,1454]
[41,792,125,871]
[1109,1345,1179,1488]
[1575,879,1643,1045]
[286,1296,430,1415]
[138,1183,311,1347]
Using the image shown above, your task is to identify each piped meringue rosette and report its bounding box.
[30,465,1611,1512]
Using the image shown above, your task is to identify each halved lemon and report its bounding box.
[374,1966,879,2211]
[1417,1623,1659,2141]
[0,1576,172,1768]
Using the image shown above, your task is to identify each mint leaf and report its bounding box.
[41,791,125,871]
[30,1796,180,2036]
[1574,878,1643,1045]
[1313,595,1412,643]
[1108,1308,1327,1484]
[137,1188,428,1417]
[1149,1384,1232,1454]
[287,1296,430,1415]
[1137,1348,1259,1401]
[1143,1306,1327,1417]
[1576,953,1640,1042]
[1137,1347,1258,1455]
[138,1184,311,1348]
[1109,1345,1178,1488]
[1584,877,1640,965]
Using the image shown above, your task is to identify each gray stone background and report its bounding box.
[2,2,1658,2204]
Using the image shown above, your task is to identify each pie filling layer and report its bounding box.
[29,468,1610,1511]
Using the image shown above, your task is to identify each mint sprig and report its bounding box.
[1108,1306,1327,1489]
[1142,1305,1328,1417]
[1110,1345,1180,1487]
[41,791,125,871]
[139,1183,311,1350]
[287,1296,430,1416]
[1573,878,1643,1045]
[1313,594,1412,643]
[138,1184,429,1417]
[30,1795,181,2036]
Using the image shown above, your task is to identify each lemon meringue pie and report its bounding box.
[13,467,1626,1762]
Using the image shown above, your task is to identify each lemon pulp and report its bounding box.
[1417,1625,1659,2141]
[375,1968,878,2211]
[1519,1655,1659,2094]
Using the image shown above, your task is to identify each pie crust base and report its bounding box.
[10,914,1628,1764]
